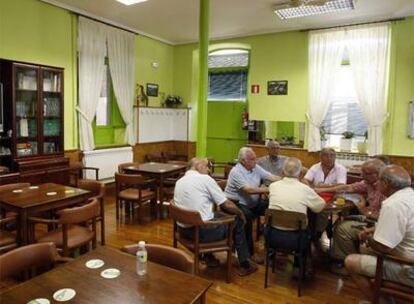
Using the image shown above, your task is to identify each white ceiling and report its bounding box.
[41,0,414,45]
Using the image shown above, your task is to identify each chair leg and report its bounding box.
[265,250,270,288]
[194,251,200,275]
[226,249,232,283]
[116,198,119,220]
[298,254,304,297]
[100,219,105,246]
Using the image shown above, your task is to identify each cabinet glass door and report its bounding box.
[42,70,62,154]
[15,66,39,157]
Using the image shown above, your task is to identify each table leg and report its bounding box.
[200,293,206,304]
[158,175,164,219]
[20,210,28,245]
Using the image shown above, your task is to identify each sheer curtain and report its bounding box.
[346,23,391,156]
[77,17,107,151]
[307,29,345,152]
[106,26,136,145]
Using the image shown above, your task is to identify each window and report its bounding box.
[322,60,368,150]
[208,49,249,101]
[96,60,111,126]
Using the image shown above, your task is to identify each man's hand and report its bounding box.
[359,227,374,243]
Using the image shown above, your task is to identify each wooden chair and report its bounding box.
[371,249,414,304]
[118,162,139,174]
[264,209,309,297]
[145,152,165,163]
[0,166,10,174]
[69,161,99,186]
[115,173,157,223]
[121,243,194,274]
[216,179,227,191]
[29,199,99,257]
[0,214,18,254]
[163,151,187,162]
[78,179,106,245]
[0,242,60,292]
[0,183,30,217]
[169,201,235,283]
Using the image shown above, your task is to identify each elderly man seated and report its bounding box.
[315,159,386,270]
[303,147,347,243]
[268,157,325,273]
[257,140,288,177]
[174,158,258,276]
[225,147,280,262]
[345,165,414,303]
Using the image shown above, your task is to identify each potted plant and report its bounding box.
[164,95,182,108]
[357,131,368,154]
[340,131,354,152]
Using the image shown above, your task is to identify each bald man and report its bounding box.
[345,165,414,302]
[315,159,386,267]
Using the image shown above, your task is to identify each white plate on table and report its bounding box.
[85,259,104,269]
[12,189,23,193]
[27,299,50,304]
[46,192,57,196]
[53,288,76,302]
[100,268,120,279]
[29,186,39,190]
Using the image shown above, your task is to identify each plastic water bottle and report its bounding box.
[136,241,147,276]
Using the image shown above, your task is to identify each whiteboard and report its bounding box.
[137,107,190,143]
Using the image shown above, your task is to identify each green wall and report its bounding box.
[173,20,414,157]
[385,18,414,156]
[0,0,77,149]
[0,0,175,149]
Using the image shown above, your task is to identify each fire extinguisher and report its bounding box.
[241,109,249,130]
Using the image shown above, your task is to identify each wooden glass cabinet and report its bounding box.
[0,59,69,184]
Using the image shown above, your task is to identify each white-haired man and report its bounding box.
[257,140,288,176]
[174,158,258,276]
[268,157,325,273]
[345,165,414,302]
[225,147,280,261]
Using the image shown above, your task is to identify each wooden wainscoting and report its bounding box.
[133,141,196,163]
[64,149,81,163]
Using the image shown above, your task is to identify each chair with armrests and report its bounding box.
[121,243,194,274]
[145,152,165,163]
[29,199,99,257]
[0,214,18,254]
[118,162,139,174]
[169,201,235,283]
[69,161,99,186]
[0,166,10,174]
[0,183,30,217]
[77,179,106,245]
[0,242,57,280]
[163,151,187,162]
[115,173,157,223]
[371,249,414,304]
[264,209,310,297]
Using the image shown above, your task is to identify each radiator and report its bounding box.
[83,146,133,182]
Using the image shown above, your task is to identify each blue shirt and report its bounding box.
[225,163,272,208]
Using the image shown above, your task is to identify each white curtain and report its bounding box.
[346,23,391,156]
[307,29,345,152]
[106,26,137,145]
[77,17,107,151]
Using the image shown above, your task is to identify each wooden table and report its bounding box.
[124,162,187,218]
[0,246,213,304]
[0,183,90,244]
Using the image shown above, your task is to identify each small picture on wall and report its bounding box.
[267,80,288,95]
[146,83,159,97]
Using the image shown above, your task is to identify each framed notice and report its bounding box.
[267,80,288,95]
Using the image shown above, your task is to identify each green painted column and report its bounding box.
[196,0,209,156]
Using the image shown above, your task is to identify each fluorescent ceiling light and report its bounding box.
[115,0,148,6]
[275,0,355,20]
